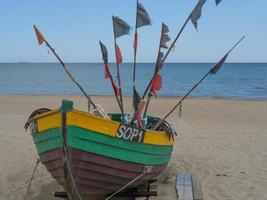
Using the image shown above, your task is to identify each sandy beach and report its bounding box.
[0,95,266,200]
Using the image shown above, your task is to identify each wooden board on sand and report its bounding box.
[176,172,203,200]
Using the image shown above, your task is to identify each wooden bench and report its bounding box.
[176,172,203,200]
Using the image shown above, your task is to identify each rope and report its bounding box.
[73,154,86,194]
[63,144,84,200]
[179,104,182,118]
[63,142,149,200]
[104,170,148,200]
[22,159,40,200]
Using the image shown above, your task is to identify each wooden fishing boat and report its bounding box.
[27,99,174,199]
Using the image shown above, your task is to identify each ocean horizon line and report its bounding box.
[1,62,267,64]
[1,93,267,101]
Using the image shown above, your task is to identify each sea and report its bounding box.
[0,63,266,100]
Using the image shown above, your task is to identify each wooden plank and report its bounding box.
[176,173,203,200]
[192,175,203,200]
[176,172,193,200]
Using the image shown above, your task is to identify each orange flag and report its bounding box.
[33,25,45,45]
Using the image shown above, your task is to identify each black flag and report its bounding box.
[112,16,131,38]
[160,34,171,49]
[215,0,222,6]
[99,41,108,64]
[190,0,207,30]
[137,3,151,28]
[210,53,228,75]
[160,23,171,49]
[133,88,141,111]
[162,23,169,33]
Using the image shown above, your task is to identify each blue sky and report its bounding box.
[0,0,266,63]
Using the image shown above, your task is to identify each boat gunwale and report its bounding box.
[32,107,169,135]
[31,102,174,147]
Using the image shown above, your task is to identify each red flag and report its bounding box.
[134,32,138,54]
[150,73,162,95]
[104,63,111,79]
[115,43,122,64]
[136,111,143,128]
[111,79,120,97]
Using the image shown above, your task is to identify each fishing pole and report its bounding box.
[153,36,245,130]
[113,37,125,118]
[112,17,126,118]
[142,23,167,118]
[130,0,141,127]
[132,0,139,98]
[130,0,151,127]
[99,41,123,115]
[33,25,96,111]
[141,0,204,99]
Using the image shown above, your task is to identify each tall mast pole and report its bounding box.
[153,36,245,129]
[141,1,198,99]
[142,23,165,118]
[132,0,139,97]
[112,20,125,118]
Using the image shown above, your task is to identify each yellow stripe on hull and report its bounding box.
[36,109,173,146]
[36,109,61,132]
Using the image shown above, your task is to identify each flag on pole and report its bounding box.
[112,16,131,38]
[162,23,169,33]
[136,3,151,28]
[104,64,111,79]
[134,32,138,52]
[160,23,170,49]
[33,25,45,45]
[210,36,245,74]
[111,79,120,96]
[155,23,170,71]
[99,41,120,97]
[134,3,151,54]
[115,43,123,64]
[190,0,207,30]
[215,0,222,6]
[133,88,142,127]
[210,53,228,75]
[99,41,112,79]
[135,110,143,128]
[150,73,162,95]
[133,88,141,111]
[33,25,78,85]
[160,33,171,49]
[99,41,108,64]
